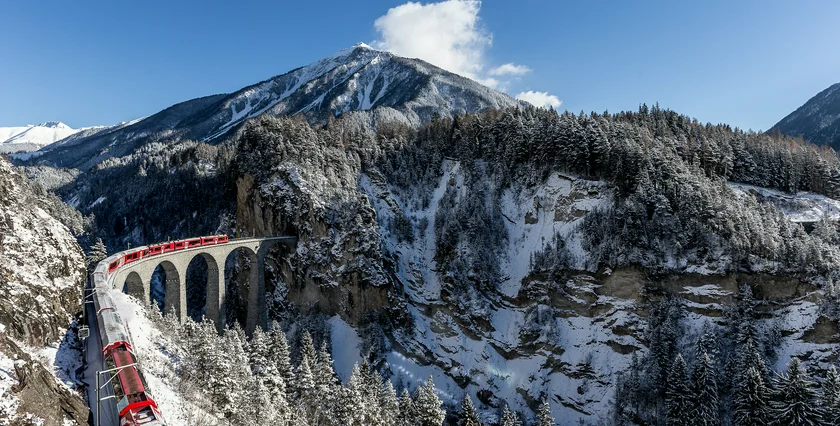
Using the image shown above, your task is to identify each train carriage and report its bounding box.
[91,235,229,426]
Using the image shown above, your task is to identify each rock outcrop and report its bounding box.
[0,155,87,424]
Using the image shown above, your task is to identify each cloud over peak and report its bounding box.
[373,1,489,80]
[373,1,560,105]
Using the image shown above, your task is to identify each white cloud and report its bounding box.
[373,0,490,80]
[516,91,562,109]
[372,0,557,102]
[488,63,531,76]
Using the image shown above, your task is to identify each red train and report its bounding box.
[93,234,233,425]
[108,235,229,273]
[93,278,167,426]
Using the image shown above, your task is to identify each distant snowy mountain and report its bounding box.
[771,82,840,148]
[29,43,523,170]
[0,121,82,153]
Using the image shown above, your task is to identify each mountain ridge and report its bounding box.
[771,82,840,148]
[0,121,82,154]
[27,44,523,170]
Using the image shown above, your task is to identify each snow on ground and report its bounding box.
[730,182,840,222]
[110,292,221,426]
[89,196,106,209]
[329,316,363,382]
[0,345,22,419]
[680,284,733,298]
[205,43,382,141]
[34,324,84,390]
[771,299,837,372]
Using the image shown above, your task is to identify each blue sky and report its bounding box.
[1,0,838,131]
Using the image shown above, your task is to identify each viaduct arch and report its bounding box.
[112,237,295,333]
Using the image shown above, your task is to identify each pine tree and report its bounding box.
[691,351,720,426]
[398,387,416,426]
[209,325,251,419]
[822,366,840,425]
[459,394,482,426]
[267,322,294,387]
[299,329,317,366]
[499,406,520,426]
[313,341,338,424]
[770,358,823,425]
[247,326,269,376]
[665,354,691,425]
[535,398,554,426]
[379,380,401,426]
[338,367,367,426]
[356,359,384,423]
[235,377,279,425]
[413,377,446,426]
[86,238,107,270]
[732,366,770,426]
[295,355,316,417]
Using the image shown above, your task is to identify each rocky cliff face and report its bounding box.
[234,117,392,325]
[229,113,840,423]
[364,163,838,423]
[0,155,88,425]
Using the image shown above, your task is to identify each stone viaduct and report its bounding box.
[109,237,296,334]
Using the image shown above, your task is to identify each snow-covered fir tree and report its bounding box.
[732,366,770,426]
[535,398,554,426]
[413,377,446,426]
[398,387,416,426]
[313,341,339,424]
[86,238,107,270]
[499,405,521,426]
[299,329,317,366]
[822,366,840,425]
[459,394,482,426]
[379,379,400,426]
[691,351,720,426]
[295,356,316,418]
[665,354,691,425]
[267,322,295,388]
[770,358,823,425]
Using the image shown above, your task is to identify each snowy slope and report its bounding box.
[0,121,82,153]
[771,82,840,148]
[730,182,840,222]
[356,167,838,424]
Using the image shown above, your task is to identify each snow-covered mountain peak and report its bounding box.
[37,121,71,129]
[31,44,521,169]
[0,121,82,154]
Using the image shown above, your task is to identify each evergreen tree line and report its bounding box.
[150,311,555,425]
[371,107,840,276]
[69,105,840,286]
[614,287,840,425]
